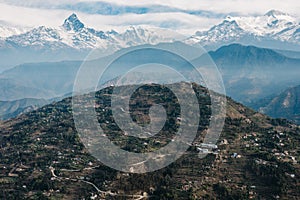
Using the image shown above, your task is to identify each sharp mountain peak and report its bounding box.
[62,13,85,32]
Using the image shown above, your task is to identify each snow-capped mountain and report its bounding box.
[236,10,299,42]
[112,26,182,47]
[185,19,251,46]
[0,11,299,70]
[0,22,29,38]
[186,10,300,49]
[3,13,179,51]
[2,11,299,52]
[5,26,68,49]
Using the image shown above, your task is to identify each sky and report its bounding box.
[0,0,299,34]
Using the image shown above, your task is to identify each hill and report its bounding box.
[0,82,299,199]
[251,85,300,125]
[1,43,300,123]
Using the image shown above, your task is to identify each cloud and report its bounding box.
[1,0,299,17]
[81,12,221,34]
[0,0,224,18]
[94,0,300,17]
[0,3,69,27]
[0,2,221,34]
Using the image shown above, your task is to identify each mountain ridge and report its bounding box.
[193,43,300,103]
[2,13,179,51]
[0,10,299,52]
[0,10,299,70]
[208,43,299,66]
[250,85,300,124]
[186,10,300,51]
[1,42,300,103]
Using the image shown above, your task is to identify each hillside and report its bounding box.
[0,61,81,101]
[251,85,300,125]
[0,98,50,120]
[194,44,300,103]
[0,83,299,199]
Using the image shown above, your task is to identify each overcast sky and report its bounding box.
[0,0,299,34]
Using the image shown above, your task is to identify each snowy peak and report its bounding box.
[210,19,243,33]
[62,13,84,32]
[264,10,289,17]
[186,10,300,48]
[263,10,296,28]
[6,26,62,48]
[117,26,177,46]
[3,13,179,51]
[120,26,155,45]
[236,10,298,40]
[3,11,299,52]
[186,19,247,46]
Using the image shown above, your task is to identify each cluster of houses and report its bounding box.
[196,143,219,154]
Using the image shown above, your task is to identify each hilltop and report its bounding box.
[0,83,299,199]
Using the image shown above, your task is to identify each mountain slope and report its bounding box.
[194,43,300,103]
[0,82,299,199]
[0,10,299,71]
[0,14,181,70]
[4,13,179,51]
[0,41,200,102]
[0,61,81,101]
[251,85,300,124]
[1,43,300,104]
[0,98,50,120]
[275,49,300,59]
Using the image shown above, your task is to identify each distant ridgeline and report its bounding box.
[0,43,300,121]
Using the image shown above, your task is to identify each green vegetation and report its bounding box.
[0,83,299,199]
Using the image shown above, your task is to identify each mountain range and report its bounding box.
[186,10,300,51]
[0,10,299,122]
[0,10,299,70]
[204,44,300,103]
[1,13,182,50]
[0,9,300,199]
[0,42,299,120]
[0,14,180,70]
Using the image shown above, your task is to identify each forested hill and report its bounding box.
[0,83,299,199]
